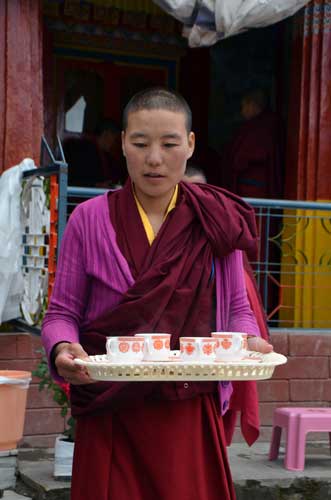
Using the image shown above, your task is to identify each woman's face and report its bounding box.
[122,108,195,203]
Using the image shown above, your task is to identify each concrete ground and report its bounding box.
[1,441,330,499]
[1,493,31,500]
[228,441,331,499]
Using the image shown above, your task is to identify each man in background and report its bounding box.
[182,153,271,449]
[222,89,283,199]
[63,119,126,188]
[183,163,207,183]
[222,89,283,320]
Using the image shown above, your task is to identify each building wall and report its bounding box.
[258,331,331,441]
[0,0,43,174]
[235,330,331,443]
[0,331,330,448]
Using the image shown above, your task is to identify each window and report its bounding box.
[65,96,87,133]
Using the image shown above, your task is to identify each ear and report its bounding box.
[121,130,126,157]
[187,131,195,160]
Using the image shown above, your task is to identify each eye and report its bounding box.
[133,143,147,148]
[163,143,178,148]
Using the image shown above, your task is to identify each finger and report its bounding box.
[258,339,273,352]
[55,359,78,377]
[57,363,88,379]
[59,366,91,383]
[56,350,89,373]
[247,337,273,353]
[66,343,90,359]
[56,343,90,362]
[263,343,274,353]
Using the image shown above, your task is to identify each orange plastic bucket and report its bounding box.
[0,370,31,451]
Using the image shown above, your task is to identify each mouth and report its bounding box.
[143,173,165,179]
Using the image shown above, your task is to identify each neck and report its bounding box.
[133,185,175,216]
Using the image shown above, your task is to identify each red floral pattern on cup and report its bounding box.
[184,343,195,355]
[221,339,232,350]
[132,342,141,353]
[119,342,129,353]
[202,343,214,355]
[153,339,164,350]
[211,332,247,361]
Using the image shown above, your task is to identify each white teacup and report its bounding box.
[135,333,171,361]
[106,336,145,363]
[180,337,217,362]
[211,332,248,361]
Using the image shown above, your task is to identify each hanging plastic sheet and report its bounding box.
[153,0,310,47]
[0,159,36,323]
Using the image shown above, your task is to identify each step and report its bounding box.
[12,442,331,500]
[0,451,17,491]
[2,491,31,500]
[16,451,70,500]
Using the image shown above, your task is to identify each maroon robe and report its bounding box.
[70,181,257,417]
[221,111,283,320]
[222,110,283,199]
[224,253,270,446]
[71,181,258,500]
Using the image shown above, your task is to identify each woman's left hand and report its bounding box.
[247,336,273,354]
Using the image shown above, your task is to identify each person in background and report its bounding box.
[63,119,127,188]
[183,163,207,183]
[183,159,271,446]
[222,88,283,199]
[42,87,273,500]
[221,89,283,319]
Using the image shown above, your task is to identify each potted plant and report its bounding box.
[32,352,75,478]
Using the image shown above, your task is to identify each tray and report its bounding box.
[74,351,287,382]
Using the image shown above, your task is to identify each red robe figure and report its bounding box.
[222,89,283,199]
[222,89,284,321]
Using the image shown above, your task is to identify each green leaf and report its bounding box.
[32,349,76,441]
[61,407,68,418]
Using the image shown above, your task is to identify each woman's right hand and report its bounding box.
[54,342,93,385]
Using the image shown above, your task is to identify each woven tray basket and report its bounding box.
[74,351,286,382]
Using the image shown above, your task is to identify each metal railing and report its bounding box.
[62,189,331,330]
[246,198,331,329]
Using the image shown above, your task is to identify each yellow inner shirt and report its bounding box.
[133,185,178,245]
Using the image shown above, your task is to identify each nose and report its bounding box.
[146,144,162,166]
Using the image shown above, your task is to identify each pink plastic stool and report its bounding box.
[269,407,331,471]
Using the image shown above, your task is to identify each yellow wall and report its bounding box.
[280,205,331,328]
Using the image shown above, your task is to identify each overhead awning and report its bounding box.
[153,0,311,47]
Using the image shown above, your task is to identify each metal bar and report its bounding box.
[57,162,68,250]
[263,208,271,306]
[64,191,331,211]
[269,328,331,334]
[46,177,331,330]
[41,135,56,163]
[22,165,60,178]
[57,134,66,163]
[244,197,331,211]
[10,319,41,336]
[67,186,108,197]
[255,206,263,289]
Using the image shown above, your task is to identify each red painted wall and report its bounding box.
[0,0,44,174]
